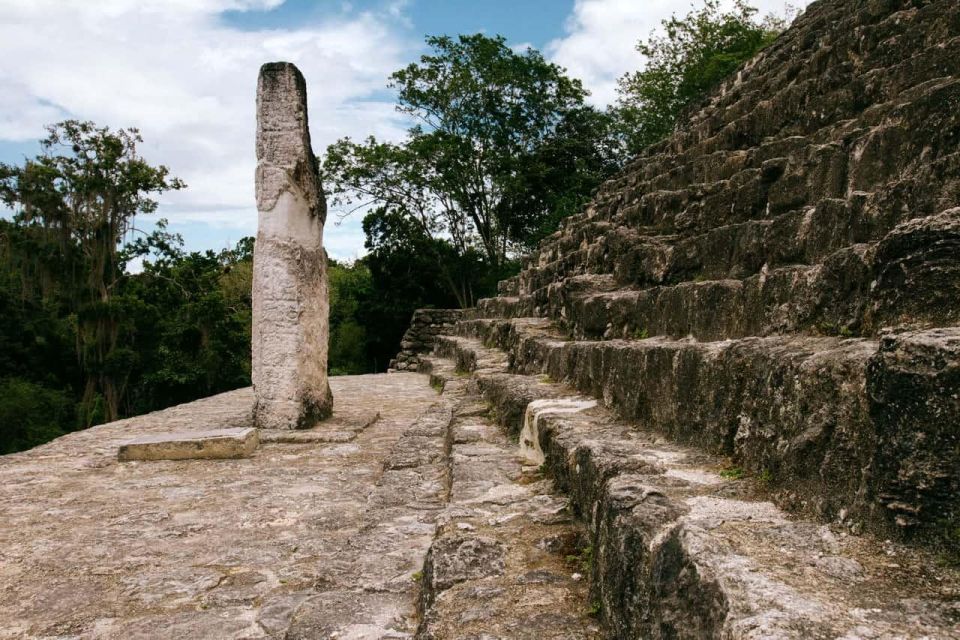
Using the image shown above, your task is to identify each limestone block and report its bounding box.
[252,61,333,429]
[117,428,259,462]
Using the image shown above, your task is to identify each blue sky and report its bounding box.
[0,0,806,260]
[223,1,575,47]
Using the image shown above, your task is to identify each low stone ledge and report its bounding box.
[117,427,259,461]
[426,343,960,639]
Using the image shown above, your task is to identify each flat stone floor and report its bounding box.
[0,374,440,639]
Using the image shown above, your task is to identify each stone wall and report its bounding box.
[423,0,960,548]
[413,2,960,629]
[389,309,462,371]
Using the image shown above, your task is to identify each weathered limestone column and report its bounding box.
[252,62,333,429]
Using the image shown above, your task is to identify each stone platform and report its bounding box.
[0,373,601,639]
[0,375,439,639]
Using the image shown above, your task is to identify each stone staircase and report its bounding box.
[403,0,960,636]
[413,362,602,638]
[419,336,958,638]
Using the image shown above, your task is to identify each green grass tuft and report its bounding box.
[719,466,744,480]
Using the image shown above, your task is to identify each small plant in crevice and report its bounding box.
[566,542,595,574]
[588,600,602,617]
[719,466,744,480]
[815,322,856,338]
[632,327,650,340]
[411,570,423,582]
[757,468,774,488]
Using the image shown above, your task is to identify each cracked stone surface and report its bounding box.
[252,61,332,429]
[414,363,602,639]
[0,374,441,639]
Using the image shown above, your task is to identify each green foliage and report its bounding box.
[0,120,185,423]
[119,231,254,415]
[935,517,960,566]
[328,259,374,375]
[323,34,618,306]
[0,120,256,453]
[0,224,256,453]
[500,105,621,247]
[566,542,594,574]
[614,0,785,155]
[757,468,774,487]
[0,378,74,454]
[719,466,744,479]
[817,321,855,338]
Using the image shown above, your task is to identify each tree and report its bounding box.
[328,259,374,376]
[118,229,254,415]
[360,206,482,360]
[0,378,74,455]
[614,0,786,155]
[0,120,185,423]
[323,34,618,306]
[498,106,622,246]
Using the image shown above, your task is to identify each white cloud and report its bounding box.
[0,0,413,259]
[548,0,812,107]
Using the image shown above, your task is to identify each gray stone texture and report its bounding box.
[401,0,960,636]
[390,308,463,371]
[445,0,960,546]
[0,376,441,639]
[252,62,332,429]
[412,359,601,639]
[421,335,960,640]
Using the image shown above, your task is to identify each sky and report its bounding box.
[0,0,809,260]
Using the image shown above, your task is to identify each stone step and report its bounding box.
[471,295,529,322]
[391,309,464,372]
[538,65,960,260]
[517,274,620,319]
[553,253,871,341]
[663,8,960,160]
[521,170,960,300]
[583,112,953,244]
[424,344,960,639]
[116,428,259,462]
[439,320,960,547]
[412,371,602,638]
[485,207,960,338]
[496,275,520,297]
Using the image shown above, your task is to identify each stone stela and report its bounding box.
[252,61,333,430]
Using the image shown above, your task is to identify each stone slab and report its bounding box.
[117,427,259,462]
